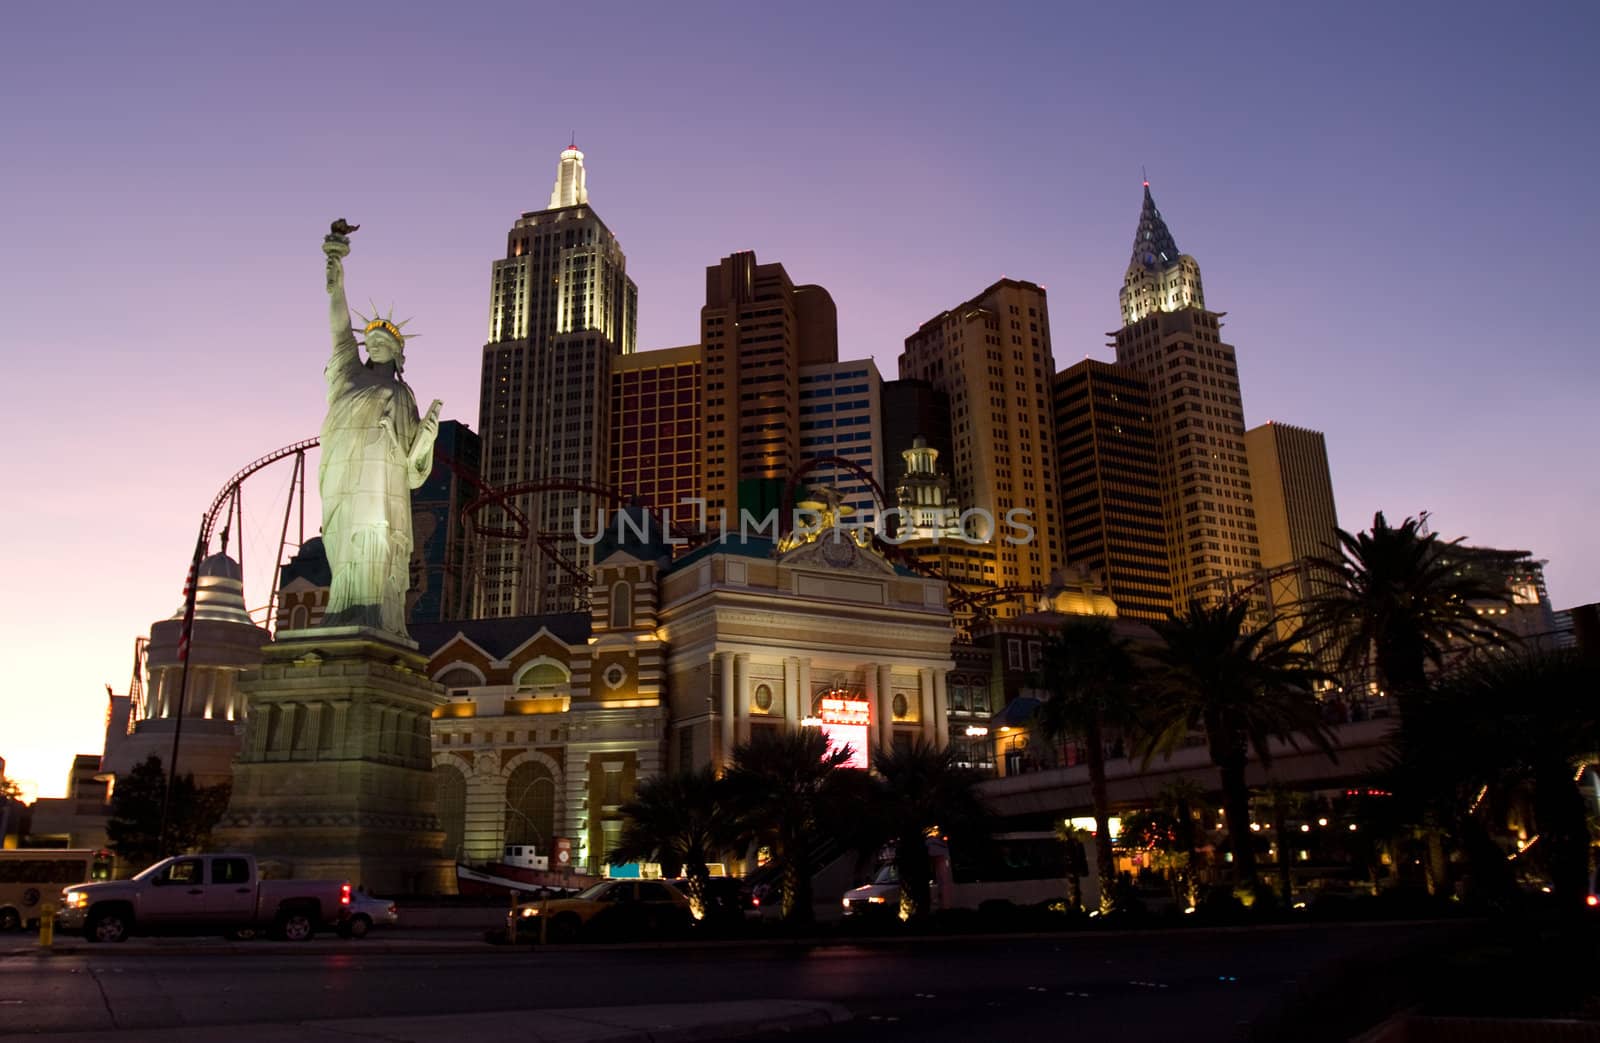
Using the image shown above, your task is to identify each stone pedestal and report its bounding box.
[213,627,452,894]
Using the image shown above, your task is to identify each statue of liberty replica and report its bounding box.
[214,223,451,894]
[320,225,442,637]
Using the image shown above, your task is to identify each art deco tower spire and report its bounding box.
[549,143,589,209]
[1129,182,1181,271]
[1119,181,1204,325]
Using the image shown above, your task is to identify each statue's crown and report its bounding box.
[355,303,417,345]
[364,317,405,342]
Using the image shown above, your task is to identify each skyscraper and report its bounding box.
[1112,184,1262,605]
[1052,359,1173,621]
[610,344,704,542]
[1243,421,1339,636]
[880,379,953,491]
[798,359,884,530]
[408,420,481,624]
[701,251,837,524]
[475,145,638,616]
[1244,422,1339,570]
[900,279,1061,615]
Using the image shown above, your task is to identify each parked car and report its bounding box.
[507,879,691,942]
[342,889,398,938]
[55,854,350,943]
[842,864,902,920]
[674,876,759,928]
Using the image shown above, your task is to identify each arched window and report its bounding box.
[432,764,467,861]
[504,761,556,851]
[609,581,632,629]
[514,661,568,694]
[436,665,484,693]
[289,604,309,630]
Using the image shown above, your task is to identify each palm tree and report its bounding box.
[1304,511,1510,722]
[1261,784,1306,907]
[1054,822,1091,911]
[1033,618,1138,913]
[870,739,990,921]
[1155,779,1206,905]
[1141,599,1334,889]
[606,766,730,920]
[723,729,862,923]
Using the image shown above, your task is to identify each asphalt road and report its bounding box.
[0,923,1452,1041]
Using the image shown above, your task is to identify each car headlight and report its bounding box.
[62,891,88,909]
[841,898,851,909]
[520,907,539,917]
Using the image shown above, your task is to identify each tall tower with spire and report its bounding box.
[1120,183,1205,325]
[1111,182,1262,607]
[475,144,638,617]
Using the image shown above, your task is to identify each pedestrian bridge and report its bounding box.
[977,718,1397,821]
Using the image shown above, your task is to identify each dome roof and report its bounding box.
[279,537,331,588]
[172,551,254,626]
[200,552,242,582]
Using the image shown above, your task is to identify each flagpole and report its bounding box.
[158,518,207,857]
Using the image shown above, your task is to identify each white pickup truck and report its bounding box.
[55,854,351,943]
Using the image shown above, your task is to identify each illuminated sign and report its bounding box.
[819,697,870,725]
[1067,816,1122,840]
[817,695,869,770]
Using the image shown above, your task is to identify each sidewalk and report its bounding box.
[0,999,851,1043]
[0,916,1472,959]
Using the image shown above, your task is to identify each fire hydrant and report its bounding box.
[38,901,56,948]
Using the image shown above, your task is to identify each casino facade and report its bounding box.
[368,515,954,876]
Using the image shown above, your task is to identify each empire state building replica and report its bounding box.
[474,145,638,616]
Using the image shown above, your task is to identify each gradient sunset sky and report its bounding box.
[3,2,1596,796]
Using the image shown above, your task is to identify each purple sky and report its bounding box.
[3,2,1596,797]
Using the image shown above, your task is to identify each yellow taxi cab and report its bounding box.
[508,879,691,942]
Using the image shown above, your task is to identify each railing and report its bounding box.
[996,699,1391,780]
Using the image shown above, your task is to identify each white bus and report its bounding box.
[0,849,113,930]
[843,831,1098,917]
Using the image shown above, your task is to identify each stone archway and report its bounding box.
[501,750,563,857]
[431,757,469,862]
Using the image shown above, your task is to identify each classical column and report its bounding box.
[279,704,299,757]
[300,703,324,759]
[784,657,801,732]
[862,663,881,760]
[249,705,271,758]
[331,701,350,756]
[798,658,813,722]
[917,668,936,747]
[733,653,752,746]
[932,670,950,749]
[878,664,895,751]
[718,651,735,768]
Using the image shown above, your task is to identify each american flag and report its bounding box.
[176,526,206,663]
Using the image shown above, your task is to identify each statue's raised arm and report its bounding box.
[323,221,358,368]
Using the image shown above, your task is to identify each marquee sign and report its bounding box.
[818,696,870,726]
[816,692,870,769]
